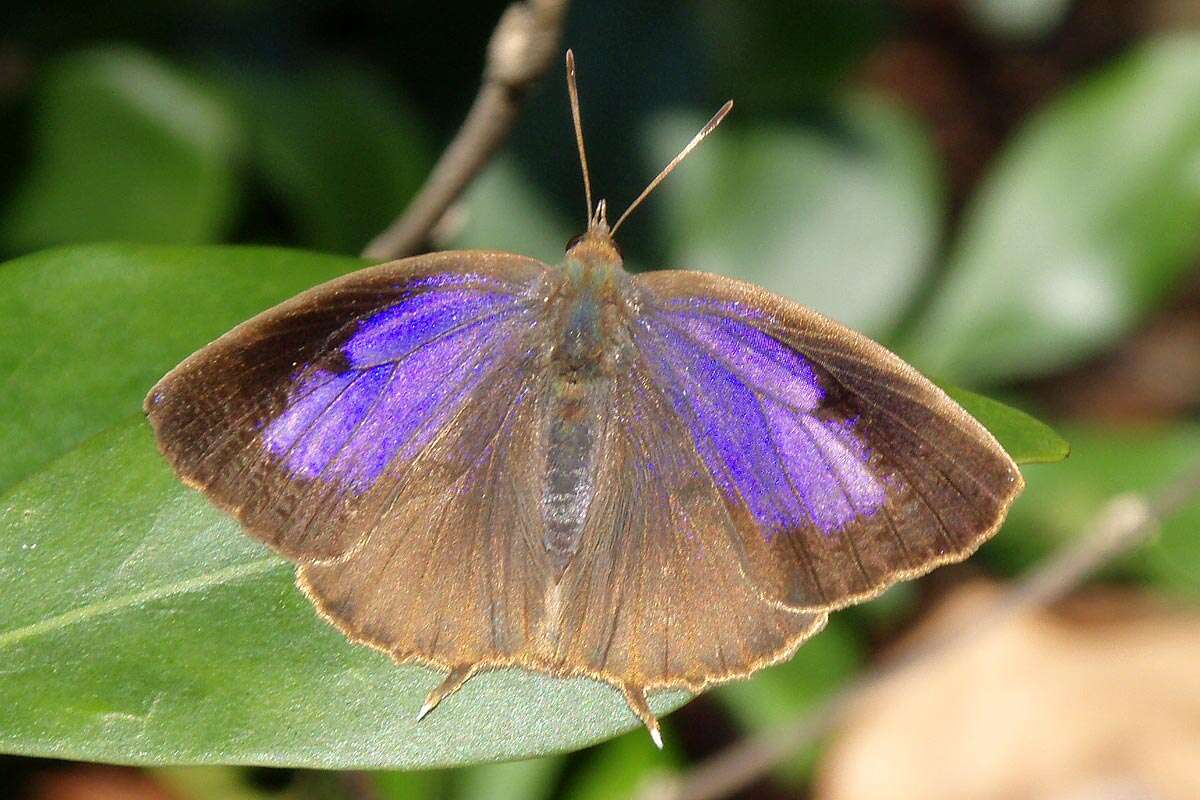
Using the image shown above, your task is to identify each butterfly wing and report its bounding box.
[550,360,827,702]
[294,352,559,673]
[630,269,1024,613]
[146,251,554,566]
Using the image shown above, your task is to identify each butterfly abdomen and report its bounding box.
[542,378,606,575]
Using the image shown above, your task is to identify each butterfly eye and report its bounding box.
[565,234,584,252]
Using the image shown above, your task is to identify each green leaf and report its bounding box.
[453,755,564,800]
[558,728,682,800]
[940,385,1070,464]
[0,244,363,492]
[904,36,1200,383]
[713,618,863,784]
[223,64,432,254]
[653,92,944,338]
[985,425,1200,599]
[371,769,445,800]
[0,420,690,768]
[0,47,241,252]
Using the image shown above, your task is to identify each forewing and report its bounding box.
[296,359,556,669]
[145,251,554,564]
[631,269,1024,612]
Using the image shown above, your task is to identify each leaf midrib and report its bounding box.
[0,556,284,649]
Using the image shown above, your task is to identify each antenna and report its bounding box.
[565,50,593,224]
[611,99,733,236]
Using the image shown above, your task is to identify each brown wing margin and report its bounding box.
[633,269,1025,613]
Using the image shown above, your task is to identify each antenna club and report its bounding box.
[565,48,594,224]
[610,97,734,235]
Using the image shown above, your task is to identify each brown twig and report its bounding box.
[362,0,569,261]
[639,460,1200,800]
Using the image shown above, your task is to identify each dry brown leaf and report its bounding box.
[816,583,1200,800]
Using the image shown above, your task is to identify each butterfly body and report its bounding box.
[538,230,642,571]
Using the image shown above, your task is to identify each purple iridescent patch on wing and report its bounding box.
[261,285,530,491]
[636,308,885,535]
[343,290,511,368]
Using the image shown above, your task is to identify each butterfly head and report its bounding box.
[565,198,622,270]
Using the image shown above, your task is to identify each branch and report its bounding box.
[362,0,569,261]
[640,459,1200,800]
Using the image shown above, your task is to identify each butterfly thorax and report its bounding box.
[541,229,634,574]
[553,229,633,378]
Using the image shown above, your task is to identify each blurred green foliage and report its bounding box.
[904,36,1200,384]
[964,0,1075,41]
[220,64,432,253]
[0,48,241,250]
[652,93,942,337]
[990,425,1200,599]
[713,618,863,786]
[0,0,1197,797]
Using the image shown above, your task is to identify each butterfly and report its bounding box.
[145,51,1023,747]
